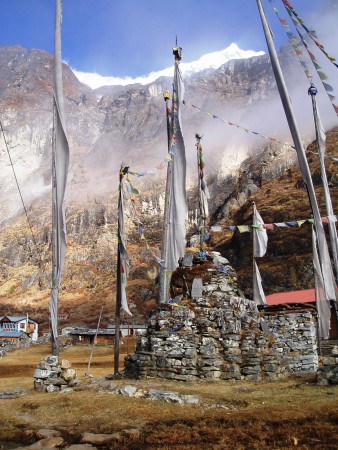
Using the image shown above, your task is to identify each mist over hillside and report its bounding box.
[0,41,337,326]
[0,42,337,219]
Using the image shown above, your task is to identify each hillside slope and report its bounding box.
[211,127,338,297]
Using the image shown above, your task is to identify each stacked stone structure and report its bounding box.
[125,255,318,381]
[317,341,338,385]
[33,355,79,392]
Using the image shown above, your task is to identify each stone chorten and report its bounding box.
[125,253,318,381]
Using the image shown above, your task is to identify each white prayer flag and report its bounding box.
[166,60,187,271]
[253,202,268,257]
[312,227,331,339]
[253,260,266,305]
[118,174,132,316]
[49,0,70,344]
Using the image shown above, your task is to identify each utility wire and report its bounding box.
[0,118,49,273]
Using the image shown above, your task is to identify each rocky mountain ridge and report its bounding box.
[0,44,337,330]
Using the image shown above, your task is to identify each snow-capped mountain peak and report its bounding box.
[73,43,264,89]
[179,43,264,76]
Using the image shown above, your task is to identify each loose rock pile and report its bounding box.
[33,355,80,392]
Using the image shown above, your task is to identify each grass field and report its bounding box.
[0,343,337,449]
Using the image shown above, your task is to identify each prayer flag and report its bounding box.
[263,223,275,230]
[211,226,222,232]
[165,58,187,271]
[312,100,338,277]
[253,203,268,257]
[238,225,250,233]
[253,260,266,305]
[49,0,70,346]
[312,227,331,339]
[117,167,132,316]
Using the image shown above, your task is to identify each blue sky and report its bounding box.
[1,0,336,82]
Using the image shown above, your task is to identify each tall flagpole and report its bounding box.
[308,84,338,283]
[50,0,70,356]
[196,133,204,250]
[159,90,172,304]
[114,165,126,376]
[159,41,186,303]
[256,0,337,309]
[195,133,208,251]
[114,165,132,374]
[252,202,267,305]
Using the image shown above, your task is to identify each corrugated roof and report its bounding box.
[266,289,315,305]
[0,331,26,338]
[107,324,147,329]
[0,315,37,324]
[70,328,116,336]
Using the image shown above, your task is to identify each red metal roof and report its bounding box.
[266,289,315,305]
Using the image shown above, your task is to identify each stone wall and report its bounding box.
[317,341,338,385]
[261,309,318,374]
[125,257,318,381]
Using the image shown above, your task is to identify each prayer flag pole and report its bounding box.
[196,133,204,250]
[114,165,127,375]
[114,165,132,374]
[114,167,123,376]
[308,84,338,283]
[159,40,187,303]
[252,202,267,305]
[50,0,70,356]
[195,133,209,251]
[159,89,172,304]
[256,0,337,324]
[86,306,103,376]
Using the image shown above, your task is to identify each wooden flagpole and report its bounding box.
[159,89,172,304]
[86,306,103,376]
[51,0,62,357]
[308,84,338,283]
[256,0,336,295]
[114,166,124,376]
[195,133,203,251]
[159,40,184,304]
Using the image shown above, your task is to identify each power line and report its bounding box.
[0,118,48,269]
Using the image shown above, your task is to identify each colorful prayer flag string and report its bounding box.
[281,0,338,70]
[123,173,166,269]
[185,102,295,149]
[209,215,337,233]
[129,153,172,178]
[269,0,314,84]
[275,0,338,115]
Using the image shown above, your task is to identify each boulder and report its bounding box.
[80,432,121,445]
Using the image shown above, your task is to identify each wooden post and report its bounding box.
[159,90,172,304]
[86,306,103,376]
[114,166,125,376]
[308,86,338,283]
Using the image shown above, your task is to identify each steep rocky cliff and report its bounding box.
[0,45,337,330]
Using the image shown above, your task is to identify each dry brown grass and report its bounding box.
[0,344,337,449]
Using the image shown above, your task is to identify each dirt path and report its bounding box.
[0,344,337,449]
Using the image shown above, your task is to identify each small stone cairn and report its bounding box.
[33,355,80,392]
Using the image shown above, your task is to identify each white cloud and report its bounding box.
[72,43,264,90]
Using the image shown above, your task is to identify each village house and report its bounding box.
[58,312,69,321]
[107,324,147,337]
[0,314,39,345]
[266,289,338,338]
[69,324,147,345]
[69,327,116,345]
